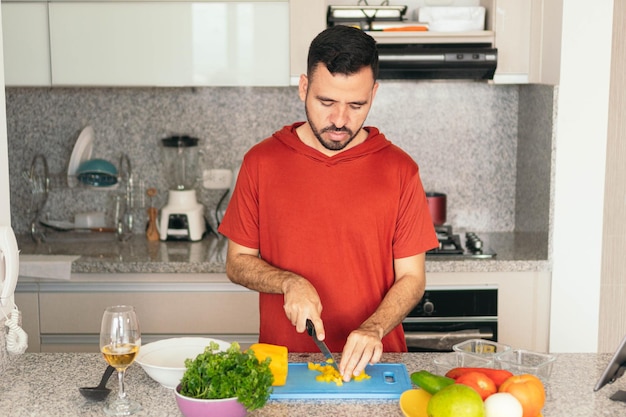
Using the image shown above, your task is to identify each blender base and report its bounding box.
[159,190,206,241]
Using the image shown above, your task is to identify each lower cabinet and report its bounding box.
[17,274,260,352]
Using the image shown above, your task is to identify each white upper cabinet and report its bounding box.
[48,1,289,86]
[289,0,325,83]
[492,0,531,84]
[2,2,52,86]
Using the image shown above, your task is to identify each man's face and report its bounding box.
[299,63,378,152]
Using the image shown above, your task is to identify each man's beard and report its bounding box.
[305,106,360,151]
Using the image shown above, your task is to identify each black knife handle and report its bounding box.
[306,319,315,337]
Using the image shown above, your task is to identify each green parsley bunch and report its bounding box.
[179,341,274,411]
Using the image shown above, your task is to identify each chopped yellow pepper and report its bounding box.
[308,360,371,386]
[248,343,288,386]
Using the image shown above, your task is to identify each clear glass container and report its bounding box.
[453,339,512,359]
[495,349,556,380]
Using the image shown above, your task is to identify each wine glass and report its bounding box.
[99,305,141,416]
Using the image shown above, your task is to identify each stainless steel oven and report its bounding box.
[402,286,498,352]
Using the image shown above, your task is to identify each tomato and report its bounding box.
[446,367,514,388]
[498,374,546,417]
[455,371,497,400]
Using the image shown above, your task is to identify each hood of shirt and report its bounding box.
[272,122,392,166]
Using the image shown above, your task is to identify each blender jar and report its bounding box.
[160,136,200,190]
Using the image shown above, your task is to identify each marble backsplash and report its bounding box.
[6,82,556,237]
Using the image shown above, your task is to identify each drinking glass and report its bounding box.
[114,194,133,242]
[99,305,141,415]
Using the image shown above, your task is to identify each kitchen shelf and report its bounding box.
[367,30,495,45]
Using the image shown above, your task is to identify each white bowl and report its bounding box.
[136,337,231,389]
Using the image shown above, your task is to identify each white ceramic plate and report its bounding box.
[67,125,95,187]
[136,337,231,389]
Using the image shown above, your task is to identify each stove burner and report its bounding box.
[427,225,496,259]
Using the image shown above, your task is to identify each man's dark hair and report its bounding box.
[307,25,379,81]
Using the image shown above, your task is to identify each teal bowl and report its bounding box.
[76,159,118,187]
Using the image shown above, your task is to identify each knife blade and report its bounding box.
[306,319,340,372]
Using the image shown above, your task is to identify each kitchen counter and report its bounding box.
[15,231,552,354]
[16,230,550,275]
[0,351,623,417]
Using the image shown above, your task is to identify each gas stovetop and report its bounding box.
[426,225,496,259]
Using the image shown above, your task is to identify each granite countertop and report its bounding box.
[16,230,550,275]
[0,351,623,416]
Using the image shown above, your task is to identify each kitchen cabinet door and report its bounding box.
[493,0,532,83]
[48,1,289,86]
[38,289,260,352]
[1,2,51,86]
[289,0,325,83]
[14,290,40,352]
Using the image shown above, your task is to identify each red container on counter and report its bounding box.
[426,192,447,226]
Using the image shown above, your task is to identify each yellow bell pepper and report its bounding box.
[308,360,371,386]
[249,343,288,386]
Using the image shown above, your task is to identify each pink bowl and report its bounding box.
[174,385,247,417]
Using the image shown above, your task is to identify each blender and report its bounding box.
[159,136,206,241]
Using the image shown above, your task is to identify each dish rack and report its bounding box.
[25,153,136,242]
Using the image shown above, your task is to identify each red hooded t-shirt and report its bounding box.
[218,123,438,352]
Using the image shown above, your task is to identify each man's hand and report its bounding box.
[282,275,324,335]
[338,325,384,382]
[337,254,426,382]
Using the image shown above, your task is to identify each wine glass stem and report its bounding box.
[117,370,127,400]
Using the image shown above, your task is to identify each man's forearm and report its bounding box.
[225,251,294,294]
[360,273,425,339]
[224,240,324,332]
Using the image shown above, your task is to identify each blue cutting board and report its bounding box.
[270,363,412,400]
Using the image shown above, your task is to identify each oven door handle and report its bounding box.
[403,316,497,324]
[404,328,495,351]
[404,329,494,341]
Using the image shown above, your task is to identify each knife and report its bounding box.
[306,319,340,372]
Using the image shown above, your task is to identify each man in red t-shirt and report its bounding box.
[218,25,438,382]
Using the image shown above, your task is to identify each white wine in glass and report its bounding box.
[100,305,141,416]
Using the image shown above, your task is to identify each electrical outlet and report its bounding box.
[203,169,233,190]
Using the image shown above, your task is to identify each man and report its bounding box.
[218,25,438,381]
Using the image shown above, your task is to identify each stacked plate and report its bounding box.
[67,126,118,188]
[67,126,94,188]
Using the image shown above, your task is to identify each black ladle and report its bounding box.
[79,365,115,401]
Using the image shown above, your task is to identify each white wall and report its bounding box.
[549,0,614,352]
[0,10,11,227]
